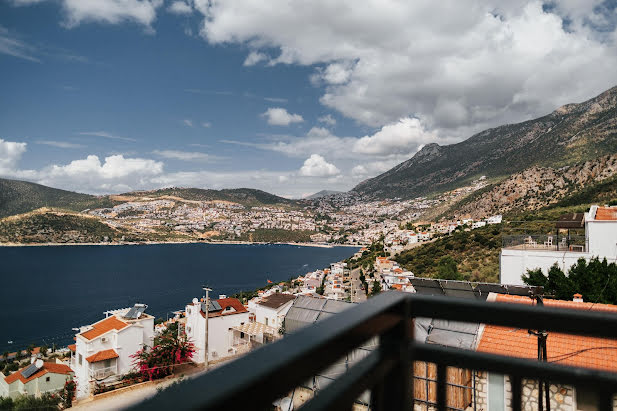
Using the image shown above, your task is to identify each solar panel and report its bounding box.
[21,362,42,379]
[124,304,147,319]
[439,280,479,299]
[201,300,222,313]
[409,278,444,296]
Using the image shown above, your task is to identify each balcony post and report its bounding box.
[371,296,413,410]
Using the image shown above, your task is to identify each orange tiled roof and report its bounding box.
[86,349,119,363]
[595,207,617,221]
[4,362,73,385]
[68,344,76,352]
[80,316,128,340]
[477,294,617,372]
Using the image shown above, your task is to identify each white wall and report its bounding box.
[500,249,591,285]
[587,220,617,259]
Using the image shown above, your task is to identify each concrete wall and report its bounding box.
[587,220,617,259]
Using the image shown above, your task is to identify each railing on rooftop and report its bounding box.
[129,293,617,411]
[502,234,587,252]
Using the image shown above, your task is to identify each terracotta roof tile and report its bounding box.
[4,362,73,385]
[595,207,617,221]
[477,294,617,372]
[68,344,76,352]
[80,316,128,340]
[86,349,119,363]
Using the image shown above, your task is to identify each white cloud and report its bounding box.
[152,149,221,162]
[195,0,617,139]
[9,0,47,5]
[317,114,336,126]
[167,1,192,15]
[244,51,268,66]
[78,131,137,142]
[36,140,84,149]
[0,25,40,62]
[61,0,163,30]
[201,121,211,128]
[262,107,304,126]
[182,119,193,127]
[298,154,340,177]
[353,117,440,155]
[0,139,28,174]
[38,154,163,193]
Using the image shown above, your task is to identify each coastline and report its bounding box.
[0,240,364,249]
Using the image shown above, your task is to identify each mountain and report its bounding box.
[306,190,343,200]
[441,154,617,220]
[0,178,115,218]
[353,85,617,199]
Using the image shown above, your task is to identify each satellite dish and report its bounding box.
[35,359,44,369]
[192,298,199,304]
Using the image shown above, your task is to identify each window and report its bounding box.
[576,386,599,411]
[78,354,82,366]
[488,373,505,411]
[46,376,50,382]
[104,359,111,368]
[265,318,268,326]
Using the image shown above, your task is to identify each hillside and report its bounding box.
[121,187,297,207]
[0,178,115,218]
[0,211,125,244]
[353,85,617,199]
[441,154,617,220]
[306,190,343,200]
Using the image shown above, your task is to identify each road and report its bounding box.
[350,267,367,303]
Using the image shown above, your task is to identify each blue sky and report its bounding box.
[1,0,616,197]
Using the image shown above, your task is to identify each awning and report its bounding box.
[86,349,119,363]
[231,322,277,337]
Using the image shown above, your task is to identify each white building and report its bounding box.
[183,297,250,364]
[1,359,73,399]
[472,221,486,229]
[70,304,154,398]
[249,293,296,330]
[486,215,503,224]
[500,205,617,285]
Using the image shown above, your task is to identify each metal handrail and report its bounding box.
[128,292,617,411]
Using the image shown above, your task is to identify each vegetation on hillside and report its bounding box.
[0,212,126,243]
[394,225,502,282]
[236,229,314,243]
[0,178,116,218]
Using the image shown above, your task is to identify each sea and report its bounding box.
[0,243,355,353]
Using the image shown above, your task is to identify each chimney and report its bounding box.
[219,294,227,299]
[573,293,583,303]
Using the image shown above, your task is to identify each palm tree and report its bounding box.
[2,351,8,362]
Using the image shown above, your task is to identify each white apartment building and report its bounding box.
[248,293,296,330]
[70,304,154,398]
[501,205,617,285]
[183,297,250,364]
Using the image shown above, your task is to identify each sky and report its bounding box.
[1,0,617,198]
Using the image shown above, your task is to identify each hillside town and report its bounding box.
[3,204,615,409]
[80,176,490,246]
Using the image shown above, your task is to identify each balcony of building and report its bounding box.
[502,234,587,252]
[128,292,617,411]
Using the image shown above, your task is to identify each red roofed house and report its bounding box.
[501,205,617,285]
[183,296,250,365]
[474,293,617,410]
[0,359,73,399]
[71,303,154,398]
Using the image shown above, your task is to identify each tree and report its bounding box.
[40,345,48,356]
[2,352,8,362]
[370,281,382,296]
[437,256,462,280]
[523,258,617,304]
[60,378,77,409]
[132,328,195,381]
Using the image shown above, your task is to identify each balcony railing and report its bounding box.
[128,292,617,410]
[502,234,587,252]
[89,365,117,380]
